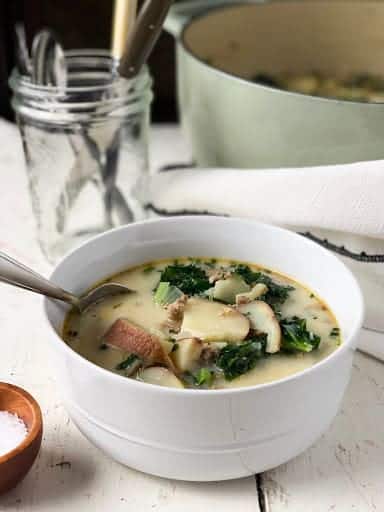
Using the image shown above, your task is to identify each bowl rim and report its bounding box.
[0,383,43,465]
[44,216,365,396]
[179,1,384,107]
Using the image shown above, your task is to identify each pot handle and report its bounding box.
[165,0,246,38]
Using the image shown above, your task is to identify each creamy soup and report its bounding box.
[253,72,384,102]
[63,258,341,389]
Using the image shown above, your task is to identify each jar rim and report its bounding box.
[9,49,152,98]
[10,49,152,123]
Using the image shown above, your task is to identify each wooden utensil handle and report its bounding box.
[112,0,138,59]
[118,0,174,79]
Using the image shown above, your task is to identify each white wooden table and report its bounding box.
[0,120,383,512]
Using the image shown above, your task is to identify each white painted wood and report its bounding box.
[0,120,259,511]
[263,351,384,512]
[0,286,260,511]
[0,120,383,511]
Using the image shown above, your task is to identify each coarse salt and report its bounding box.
[0,411,28,456]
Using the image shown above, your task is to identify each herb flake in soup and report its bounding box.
[63,258,341,389]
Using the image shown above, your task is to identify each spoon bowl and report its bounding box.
[76,282,135,312]
[31,29,67,87]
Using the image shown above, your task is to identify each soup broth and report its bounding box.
[63,258,340,389]
[252,72,384,102]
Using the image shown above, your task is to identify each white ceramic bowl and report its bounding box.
[44,217,364,481]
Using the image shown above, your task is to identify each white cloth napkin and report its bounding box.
[148,160,384,360]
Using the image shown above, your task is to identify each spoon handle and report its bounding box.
[0,251,78,307]
[15,23,32,76]
[118,0,174,79]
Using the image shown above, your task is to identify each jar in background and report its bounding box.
[10,50,152,262]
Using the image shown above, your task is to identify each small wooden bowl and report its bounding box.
[0,383,43,495]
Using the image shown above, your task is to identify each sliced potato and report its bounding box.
[159,338,174,355]
[104,319,177,373]
[104,319,166,365]
[283,74,319,95]
[179,298,249,343]
[140,367,184,388]
[212,275,250,303]
[172,338,203,372]
[236,283,268,305]
[238,301,281,353]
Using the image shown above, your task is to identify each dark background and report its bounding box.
[0,0,178,123]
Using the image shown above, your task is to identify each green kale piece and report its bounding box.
[231,264,294,310]
[154,282,184,305]
[280,317,321,353]
[194,368,215,387]
[216,336,267,381]
[252,73,281,88]
[116,354,139,371]
[159,264,210,296]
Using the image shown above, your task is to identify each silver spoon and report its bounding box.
[31,28,67,87]
[30,29,133,232]
[0,251,134,312]
[15,23,32,76]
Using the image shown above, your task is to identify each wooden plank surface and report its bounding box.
[0,120,260,512]
[0,121,383,512]
[262,352,384,511]
[0,290,260,512]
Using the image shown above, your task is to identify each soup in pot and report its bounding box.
[63,258,341,389]
[252,72,384,102]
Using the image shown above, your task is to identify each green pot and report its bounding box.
[166,1,384,168]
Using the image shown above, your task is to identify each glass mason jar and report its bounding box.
[10,50,152,262]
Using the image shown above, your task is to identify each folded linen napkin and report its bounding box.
[147,160,384,361]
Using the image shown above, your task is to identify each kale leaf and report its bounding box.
[159,264,211,295]
[116,354,139,370]
[154,282,184,305]
[232,264,294,310]
[280,317,321,353]
[216,336,267,380]
[194,368,214,387]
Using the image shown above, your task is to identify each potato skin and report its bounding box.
[237,301,281,353]
[104,319,175,369]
